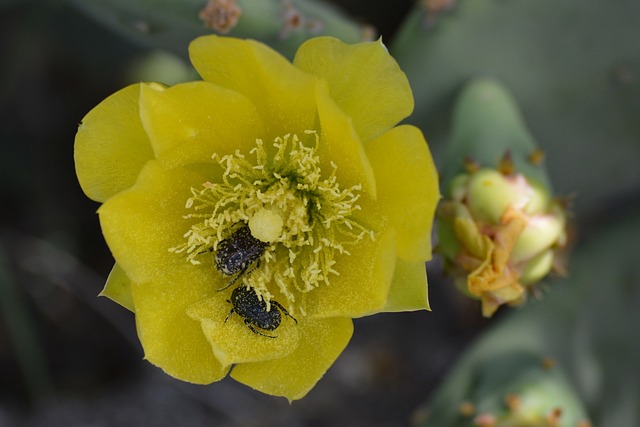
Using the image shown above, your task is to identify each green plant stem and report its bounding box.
[0,248,53,400]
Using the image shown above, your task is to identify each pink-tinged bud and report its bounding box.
[438,166,567,317]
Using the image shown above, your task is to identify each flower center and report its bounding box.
[170,131,372,316]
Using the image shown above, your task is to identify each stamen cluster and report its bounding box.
[171,131,373,315]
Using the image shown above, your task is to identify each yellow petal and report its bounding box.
[364,125,439,262]
[99,161,227,382]
[494,206,528,268]
[305,226,396,318]
[131,274,228,384]
[100,263,134,312]
[187,294,299,367]
[231,316,353,401]
[189,35,318,140]
[481,298,501,318]
[98,161,214,285]
[480,280,524,318]
[315,83,376,197]
[469,262,520,294]
[75,83,154,202]
[294,37,414,142]
[384,258,430,312]
[138,81,265,168]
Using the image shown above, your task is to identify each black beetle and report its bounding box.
[215,224,269,290]
[225,286,297,338]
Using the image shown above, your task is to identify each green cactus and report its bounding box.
[392,0,640,218]
[416,206,640,426]
[441,79,550,192]
[436,79,567,317]
[393,1,639,419]
[65,0,365,59]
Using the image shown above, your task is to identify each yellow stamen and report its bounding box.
[170,131,372,316]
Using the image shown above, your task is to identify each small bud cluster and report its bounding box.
[438,156,567,316]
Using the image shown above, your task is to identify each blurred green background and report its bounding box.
[1,0,638,426]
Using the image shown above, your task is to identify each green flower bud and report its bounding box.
[438,166,567,317]
[437,79,569,317]
[519,249,554,286]
[466,168,535,225]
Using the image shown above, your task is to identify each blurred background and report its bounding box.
[1,1,467,426]
[1,0,638,426]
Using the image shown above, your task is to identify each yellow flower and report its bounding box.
[74,35,439,400]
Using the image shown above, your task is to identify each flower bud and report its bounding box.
[438,165,567,317]
[436,79,569,317]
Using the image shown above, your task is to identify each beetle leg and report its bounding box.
[224,305,235,323]
[245,320,277,338]
[271,300,297,324]
[217,259,262,292]
[217,268,246,291]
[196,247,214,256]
